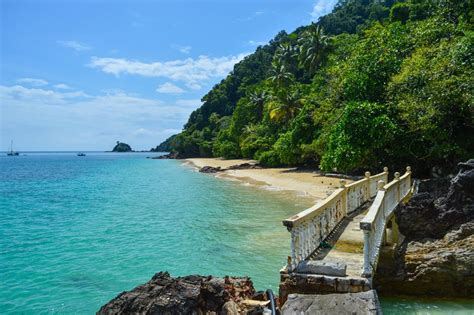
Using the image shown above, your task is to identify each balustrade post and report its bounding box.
[365,171,371,201]
[383,166,389,183]
[362,230,371,278]
[289,228,297,271]
[377,180,386,191]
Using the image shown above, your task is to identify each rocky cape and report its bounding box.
[112,142,133,152]
[97,272,272,315]
[375,160,474,297]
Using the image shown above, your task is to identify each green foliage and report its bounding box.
[156,0,473,175]
[390,3,410,23]
[320,101,398,172]
[257,150,281,167]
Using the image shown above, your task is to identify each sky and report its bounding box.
[0,0,338,151]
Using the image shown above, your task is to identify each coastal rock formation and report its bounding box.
[112,141,132,152]
[199,163,261,173]
[375,160,474,297]
[97,272,256,314]
[281,291,381,314]
[200,166,223,173]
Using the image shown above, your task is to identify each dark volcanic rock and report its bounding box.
[375,160,474,297]
[97,272,255,315]
[150,152,180,159]
[396,159,474,240]
[199,166,222,173]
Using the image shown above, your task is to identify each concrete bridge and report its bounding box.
[279,167,413,303]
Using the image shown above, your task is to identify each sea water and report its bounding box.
[1,153,472,314]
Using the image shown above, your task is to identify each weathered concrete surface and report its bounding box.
[315,211,367,277]
[281,290,381,315]
[279,273,371,304]
[296,261,347,277]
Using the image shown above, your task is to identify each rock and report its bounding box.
[295,260,347,277]
[281,290,381,314]
[97,272,255,314]
[150,152,180,159]
[112,141,132,152]
[395,159,473,240]
[200,166,222,173]
[375,160,474,297]
[221,300,239,315]
[252,291,267,301]
[227,163,261,170]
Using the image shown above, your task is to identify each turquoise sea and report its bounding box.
[1,153,472,314]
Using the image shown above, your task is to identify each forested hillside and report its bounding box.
[157,0,473,176]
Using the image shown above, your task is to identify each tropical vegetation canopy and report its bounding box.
[157,0,473,176]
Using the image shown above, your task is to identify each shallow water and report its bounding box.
[1,153,472,314]
[0,152,311,313]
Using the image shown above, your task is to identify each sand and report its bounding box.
[185,158,348,201]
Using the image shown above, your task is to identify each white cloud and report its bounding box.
[58,40,91,51]
[248,40,266,46]
[88,53,249,87]
[156,82,185,94]
[17,78,48,86]
[178,46,192,54]
[185,82,202,90]
[0,85,198,150]
[53,83,72,90]
[311,0,338,21]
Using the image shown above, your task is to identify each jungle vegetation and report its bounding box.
[157,0,473,176]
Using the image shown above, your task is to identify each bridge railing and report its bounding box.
[360,167,412,278]
[283,168,388,271]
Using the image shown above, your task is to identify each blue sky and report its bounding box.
[1,0,337,151]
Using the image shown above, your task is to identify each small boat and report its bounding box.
[77,152,86,156]
[7,140,19,156]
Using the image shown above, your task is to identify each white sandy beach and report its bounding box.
[185,158,348,201]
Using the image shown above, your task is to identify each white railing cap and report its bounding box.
[360,190,385,230]
[283,188,345,228]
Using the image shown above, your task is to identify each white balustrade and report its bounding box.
[360,167,412,278]
[283,168,389,271]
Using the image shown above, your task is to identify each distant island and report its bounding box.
[112,141,132,152]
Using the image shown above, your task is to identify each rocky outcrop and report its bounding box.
[112,142,132,152]
[199,163,261,173]
[97,272,256,314]
[281,291,381,315]
[375,160,474,297]
[200,166,223,173]
[149,152,180,159]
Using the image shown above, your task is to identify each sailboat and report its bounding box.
[7,140,19,156]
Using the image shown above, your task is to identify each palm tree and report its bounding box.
[268,91,302,122]
[273,43,298,70]
[298,23,329,76]
[248,90,268,119]
[268,63,294,89]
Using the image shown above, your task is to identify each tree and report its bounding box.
[268,63,294,89]
[298,23,330,76]
[268,91,302,123]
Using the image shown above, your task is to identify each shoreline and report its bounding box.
[184,158,349,203]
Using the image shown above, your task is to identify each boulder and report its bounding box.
[281,290,381,314]
[97,272,255,314]
[296,260,347,277]
[375,160,474,297]
[200,166,222,173]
